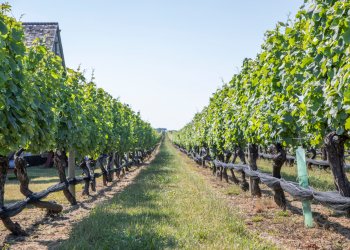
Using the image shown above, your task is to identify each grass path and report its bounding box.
[58,138,274,249]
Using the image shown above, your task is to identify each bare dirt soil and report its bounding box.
[0,148,159,250]
[179,152,350,250]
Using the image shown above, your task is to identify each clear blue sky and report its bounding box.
[8,0,303,130]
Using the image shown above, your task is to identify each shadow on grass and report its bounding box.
[29,178,61,184]
[56,145,180,249]
[6,167,60,183]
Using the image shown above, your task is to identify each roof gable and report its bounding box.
[22,22,66,68]
[22,22,58,49]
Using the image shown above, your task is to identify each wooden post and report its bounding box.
[68,149,76,197]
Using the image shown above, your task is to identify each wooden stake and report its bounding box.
[296,146,313,228]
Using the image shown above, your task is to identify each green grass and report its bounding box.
[257,159,350,191]
[57,139,275,250]
[275,210,290,218]
[5,166,62,204]
[251,216,264,223]
[224,185,242,196]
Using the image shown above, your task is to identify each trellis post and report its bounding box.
[296,146,313,228]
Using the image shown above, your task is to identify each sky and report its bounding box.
[8,0,303,130]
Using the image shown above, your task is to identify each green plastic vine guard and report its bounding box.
[296,146,313,228]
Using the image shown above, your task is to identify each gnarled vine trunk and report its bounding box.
[86,159,96,192]
[272,143,286,210]
[54,150,77,205]
[0,155,26,235]
[200,147,207,166]
[106,153,114,181]
[238,147,249,191]
[324,132,350,197]
[114,153,121,179]
[79,160,95,196]
[229,148,240,184]
[125,153,131,171]
[248,144,261,197]
[139,150,144,164]
[217,153,226,181]
[224,151,232,164]
[231,148,238,164]
[14,149,63,214]
[44,151,54,168]
[211,147,217,176]
[79,160,91,195]
[98,155,108,186]
[321,145,327,161]
[307,148,316,169]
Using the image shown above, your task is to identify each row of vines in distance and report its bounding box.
[0,3,160,233]
[170,0,350,199]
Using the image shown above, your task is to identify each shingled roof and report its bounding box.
[22,22,66,67]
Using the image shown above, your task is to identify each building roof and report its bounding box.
[22,22,58,49]
[22,22,66,67]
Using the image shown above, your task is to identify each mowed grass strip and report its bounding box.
[58,139,274,250]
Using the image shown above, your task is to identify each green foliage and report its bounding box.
[0,6,28,155]
[0,4,160,158]
[23,41,66,153]
[172,0,350,152]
